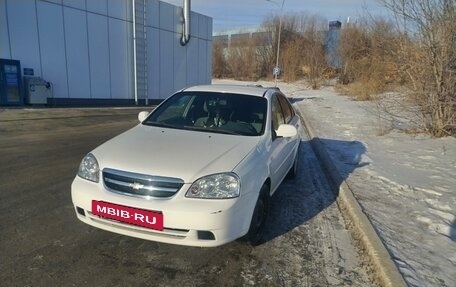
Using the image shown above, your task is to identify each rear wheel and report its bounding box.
[247,184,270,246]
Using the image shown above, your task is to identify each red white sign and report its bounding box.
[92,200,164,231]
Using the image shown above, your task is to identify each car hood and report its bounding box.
[92,124,261,183]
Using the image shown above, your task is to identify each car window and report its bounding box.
[271,95,285,131]
[154,94,194,123]
[144,92,267,136]
[277,94,293,123]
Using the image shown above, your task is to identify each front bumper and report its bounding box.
[71,176,256,247]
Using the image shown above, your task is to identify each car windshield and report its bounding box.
[143,91,267,136]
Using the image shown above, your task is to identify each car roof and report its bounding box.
[182,84,280,97]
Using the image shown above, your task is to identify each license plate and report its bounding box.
[92,200,164,231]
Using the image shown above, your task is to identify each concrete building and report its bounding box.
[0,0,212,106]
[214,30,272,49]
[326,20,342,68]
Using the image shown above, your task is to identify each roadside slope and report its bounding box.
[214,79,456,287]
[287,83,455,287]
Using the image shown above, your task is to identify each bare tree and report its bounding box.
[338,17,401,100]
[301,15,327,89]
[212,40,228,78]
[226,34,259,80]
[259,14,283,79]
[261,12,329,87]
[379,0,456,136]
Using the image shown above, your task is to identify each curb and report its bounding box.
[296,108,407,287]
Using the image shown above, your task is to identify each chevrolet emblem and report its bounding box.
[130,182,144,190]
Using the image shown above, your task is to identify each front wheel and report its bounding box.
[247,185,270,246]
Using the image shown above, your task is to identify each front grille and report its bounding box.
[103,168,184,199]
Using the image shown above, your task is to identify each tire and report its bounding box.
[247,185,270,246]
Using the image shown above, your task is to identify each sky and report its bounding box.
[163,0,389,32]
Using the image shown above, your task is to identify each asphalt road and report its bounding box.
[0,108,374,287]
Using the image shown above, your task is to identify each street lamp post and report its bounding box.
[267,0,285,86]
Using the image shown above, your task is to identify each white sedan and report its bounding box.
[71,85,302,247]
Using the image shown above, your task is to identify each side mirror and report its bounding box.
[276,124,297,138]
[138,111,149,122]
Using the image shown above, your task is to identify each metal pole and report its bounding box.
[267,0,285,86]
[132,0,138,105]
[180,0,191,46]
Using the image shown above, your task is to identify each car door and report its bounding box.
[277,93,301,170]
[269,93,295,192]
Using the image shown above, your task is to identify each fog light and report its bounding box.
[197,230,215,240]
[76,207,86,216]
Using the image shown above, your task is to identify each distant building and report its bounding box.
[326,20,342,68]
[329,20,342,29]
[214,30,272,50]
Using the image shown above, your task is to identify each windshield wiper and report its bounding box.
[214,129,243,135]
[183,125,243,135]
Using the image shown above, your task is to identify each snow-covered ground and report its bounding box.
[213,79,456,287]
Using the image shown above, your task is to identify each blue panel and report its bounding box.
[147,27,159,99]
[190,12,199,39]
[159,30,174,99]
[174,5,181,33]
[146,0,159,28]
[87,13,110,99]
[0,0,11,59]
[109,18,130,99]
[64,7,91,98]
[37,1,68,98]
[7,1,41,76]
[206,40,212,84]
[198,14,208,40]
[207,17,213,39]
[126,21,134,98]
[174,33,186,91]
[43,0,62,4]
[87,0,107,15]
[159,2,174,32]
[63,0,85,10]
[125,0,133,22]
[198,39,207,84]
[186,36,198,86]
[108,0,127,20]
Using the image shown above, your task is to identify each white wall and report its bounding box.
[1,0,212,103]
[109,17,132,99]
[5,1,41,77]
[64,7,91,99]
[87,12,110,99]
[142,1,213,99]
[0,0,11,59]
[36,0,68,99]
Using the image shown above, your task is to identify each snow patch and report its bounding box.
[213,80,456,287]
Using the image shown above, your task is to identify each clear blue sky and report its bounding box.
[164,0,389,32]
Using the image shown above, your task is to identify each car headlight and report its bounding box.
[186,173,240,199]
[77,153,100,182]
